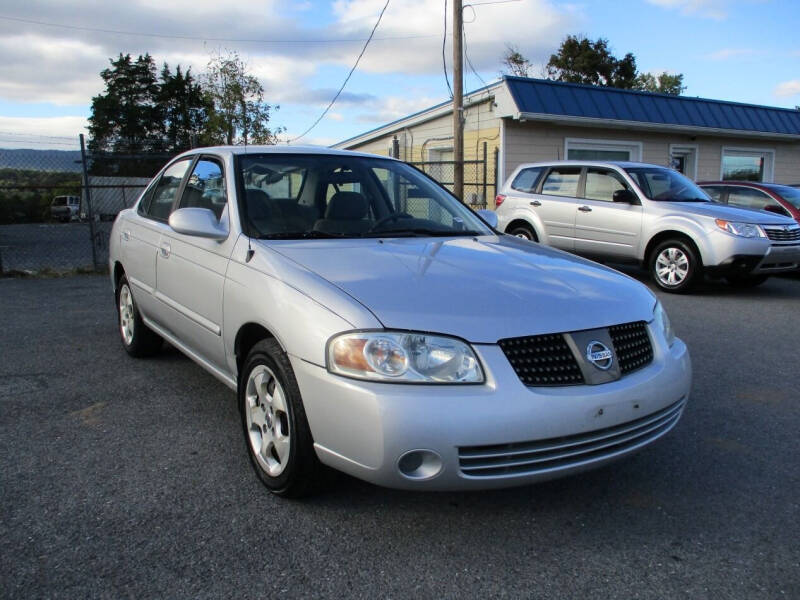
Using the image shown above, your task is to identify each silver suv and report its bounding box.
[495,161,800,292]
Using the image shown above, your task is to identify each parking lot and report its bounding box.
[1,272,798,598]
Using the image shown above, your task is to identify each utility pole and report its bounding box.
[452,0,464,201]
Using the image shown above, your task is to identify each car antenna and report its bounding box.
[246,237,255,262]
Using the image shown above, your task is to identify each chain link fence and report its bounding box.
[0,136,166,275]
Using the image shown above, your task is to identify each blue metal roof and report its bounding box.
[504,76,800,136]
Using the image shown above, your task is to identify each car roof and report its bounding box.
[174,145,395,162]
[697,181,790,191]
[511,160,664,170]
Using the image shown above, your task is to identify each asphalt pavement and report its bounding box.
[1,273,798,599]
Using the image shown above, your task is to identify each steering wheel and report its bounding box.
[368,212,413,232]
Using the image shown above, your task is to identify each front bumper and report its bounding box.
[704,229,800,274]
[291,326,691,491]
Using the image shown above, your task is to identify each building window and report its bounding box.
[721,148,774,182]
[669,144,698,180]
[565,138,642,162]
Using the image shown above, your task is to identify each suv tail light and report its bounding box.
[495,194,506,207]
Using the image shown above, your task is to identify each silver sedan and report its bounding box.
[109,146,691,497]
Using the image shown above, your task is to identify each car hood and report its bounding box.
[660,201,796,225]
[267,235,656,343]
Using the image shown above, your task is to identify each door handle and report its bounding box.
[530,200,542,207]
[160,242,171,258]
[122,230,130,241]
[578,206,592,213]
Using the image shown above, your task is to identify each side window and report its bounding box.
[584,168,629,202]
[541,167,581,198]
[179,158,227,220]
[727,188,772,211]
[510,167,544,193]
[143,159,192,221]
[702,186,726,202]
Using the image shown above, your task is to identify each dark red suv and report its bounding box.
[698,181,800,224]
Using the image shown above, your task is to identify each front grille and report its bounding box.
[608,321,654,375]
[498,333,584,387]
[458,398,686,478]
[764,225,800,242]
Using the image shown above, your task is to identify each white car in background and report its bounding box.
[495,161,800,292]
[109,146,691,497]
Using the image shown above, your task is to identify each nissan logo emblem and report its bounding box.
[586,341,613,370]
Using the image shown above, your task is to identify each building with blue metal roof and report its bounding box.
[334,76,800,206]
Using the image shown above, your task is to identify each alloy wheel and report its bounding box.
[245,365,291,477]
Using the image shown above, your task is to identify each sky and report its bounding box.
[0,0,798,150]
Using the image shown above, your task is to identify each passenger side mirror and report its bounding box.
[169,207,229,240]
[612,189,636,204]
[476,209,498,230]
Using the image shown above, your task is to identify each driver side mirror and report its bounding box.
[612,189,636,204]
[476,209,498,230]
[169,207,229,240]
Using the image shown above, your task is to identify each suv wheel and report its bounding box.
[650,239,701,293]
[508,224,537,241]
[240,339,325,497]
[117,276,162,356]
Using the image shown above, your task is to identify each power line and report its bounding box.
[289,0,391,143]
[442,0,453,99]
[0,13,433,45]
[462,24,488,91]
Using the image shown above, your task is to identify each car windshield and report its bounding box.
[52,197,67,206]
[237,154,493,239]
[769,185,800,209]
[624,167,710,202]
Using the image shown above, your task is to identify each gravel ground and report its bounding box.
[1,273,798,599]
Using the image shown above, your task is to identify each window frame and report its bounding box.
[177,155,228,221]
[582,167,632,203]
[536,166,585,198]
[720,146,775,182]
[510,166,545,194]
[138,156,196,223]
[564,137,643,162]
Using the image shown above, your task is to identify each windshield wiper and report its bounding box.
[260,230,351,240]
[361,228,484,238]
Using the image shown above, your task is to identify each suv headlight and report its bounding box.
[327,331,484,383]
[714,219,766,238]
[652,301,676,347]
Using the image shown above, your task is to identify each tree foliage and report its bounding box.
[158,64,210,152]
[201,50,284,146]
[501,44,532,78]
[635,72,686,95]
[546,36,638,89]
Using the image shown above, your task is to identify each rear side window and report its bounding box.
[702,186,726,202]
[510,167,544,193]
[142,159,192,221]
[541,167,581,197]
[584,168,629,202]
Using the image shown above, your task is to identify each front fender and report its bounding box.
[642,216,711,264]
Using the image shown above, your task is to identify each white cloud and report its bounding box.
[646,0,728,19]
[774,80,800,98]
[705,48,755,60]
[0,116,88,148]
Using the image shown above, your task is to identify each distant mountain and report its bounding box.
[0,148,83,172]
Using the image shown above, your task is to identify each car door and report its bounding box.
[529,166,581,250]
[573,167,643,260]
[154,156,234,370]
[120,158,193,323]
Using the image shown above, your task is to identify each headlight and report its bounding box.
[652,301,676,347]
[714,219,765,238]
[327,331,484,383]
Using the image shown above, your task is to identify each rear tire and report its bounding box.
[726,274,768,288]
[507,223,537,242]
[649,239,701,293]
[239,339,326,498]
[116,275,162,357]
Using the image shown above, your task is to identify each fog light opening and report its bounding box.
[397,450,443,480]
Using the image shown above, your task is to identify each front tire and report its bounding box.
[650,239,701,293]
[116,275,162,357]
[239,339,325,498]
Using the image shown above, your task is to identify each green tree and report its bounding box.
[158,64,211,152]
[88,53,163,154]
[501,44,532,77]
[635,72,686,95]
[201,50,284,145]
[546,36,638,89]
